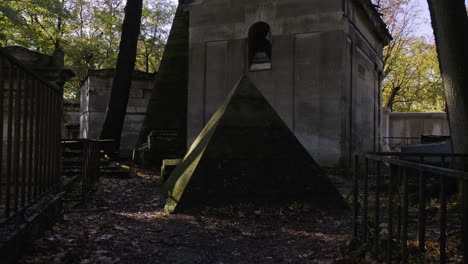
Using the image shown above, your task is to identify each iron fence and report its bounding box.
[62,140,101,202]
[353,152,468,263]
[0,49,62,225]
[81,140,100,202]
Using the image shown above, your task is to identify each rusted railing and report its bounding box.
[0,49,62,225]
[353,152,468,263]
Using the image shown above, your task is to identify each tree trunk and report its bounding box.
[100,0,143,155]
[427,4,468,258]
[426,0,468,154]
[385,86,400,111]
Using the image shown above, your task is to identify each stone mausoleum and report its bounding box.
[80,69,155,157]
[181,0,391,167]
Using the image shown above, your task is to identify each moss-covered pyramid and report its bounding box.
[163,76,346,213]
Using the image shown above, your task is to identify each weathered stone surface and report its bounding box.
[79,69,155,158]
[2,46,74,87]
[161,159,182,182]
[63,100,80,139]
[185,0,390,167]
[382,110,449,137]
[163,76,346,213]
[401,141,452,163]
[136,5,189,160]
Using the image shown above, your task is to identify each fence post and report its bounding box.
[387,164,396,263]
[363,158,369,240]
[417,168,426,252]
[401,167,408,263]
[374,161,381,258]
[5,65,15,218]
[353,154,360,239]
[439,173,447,264]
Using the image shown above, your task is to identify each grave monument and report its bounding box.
[136,0,391,210]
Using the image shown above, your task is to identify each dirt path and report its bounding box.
[19,169,354,264]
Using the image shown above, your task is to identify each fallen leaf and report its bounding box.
[241,232,254,237]
[206,225,217,231]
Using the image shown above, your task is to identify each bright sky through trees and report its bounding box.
[414,0,433,37]
[414,0,468,38]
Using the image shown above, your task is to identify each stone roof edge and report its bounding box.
[178,0,392,44]
[352,0,393,45]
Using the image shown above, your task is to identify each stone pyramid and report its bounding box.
[163,76,346,212]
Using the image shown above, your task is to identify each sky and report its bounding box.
[414,0,433,37]
[412,0,468,39]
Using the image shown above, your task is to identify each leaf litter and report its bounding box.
[18,168,356,264]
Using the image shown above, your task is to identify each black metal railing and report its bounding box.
[353,152,468,263]
[62,140,101,202]
[81,140,100,202]
[0,49,62,225]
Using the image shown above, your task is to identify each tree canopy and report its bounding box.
[374,0,445,112]
[1,0,454,113]
[382,37,444,112]
[0,0,175,100]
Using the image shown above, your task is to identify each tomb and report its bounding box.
[140,0,391,167]
[163,76,347,212]
[138,0,392,211]
[79,69,155,158]
[184,0,391,167]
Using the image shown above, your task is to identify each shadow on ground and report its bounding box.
[18,168,354,264]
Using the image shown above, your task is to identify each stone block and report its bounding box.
[129,87,144,98]
[161,159,182,182]
[127,98,149,108]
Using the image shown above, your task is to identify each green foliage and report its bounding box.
[382,37,445,112]
[375,0,445,112]
[0,0,175,100]
[137,0,175,73]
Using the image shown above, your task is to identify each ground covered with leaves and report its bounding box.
[18,168,356,264]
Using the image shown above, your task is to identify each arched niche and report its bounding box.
[248,22,272,71]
